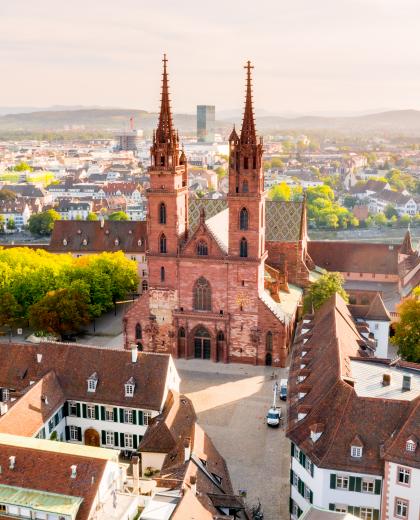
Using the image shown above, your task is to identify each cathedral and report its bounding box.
[124,57,313,367]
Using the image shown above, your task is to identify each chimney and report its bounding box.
[9,456,15,470]
[382,373,391,386]
[131,347,138,363]
[36,353,42,363]
[184,438,191,463]
[0,403,8,416]
[71,465,77,479]
[402,375,412,392]
[132,456,140,494]
[189,475,197,495]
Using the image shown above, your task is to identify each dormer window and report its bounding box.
[82,238,88,246]
[62,238,67,246]
[406,439,416,452]
[114,238,119,246]
[87,372,98,393]
[351,446,363,458]
[125,377,135,397]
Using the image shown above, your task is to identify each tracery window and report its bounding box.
[240,237,248,258]
[239,208,248,230]
[197,240,208,256]
[193,277,211,311]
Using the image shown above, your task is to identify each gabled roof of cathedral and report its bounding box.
[188,198,305,242]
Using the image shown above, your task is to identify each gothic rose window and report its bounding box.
[239,208,249,230]
[197,240,208,256]
[240,237,248,258]
[193,277,211,311]
[159,202,166,224]
[159,234,167,253]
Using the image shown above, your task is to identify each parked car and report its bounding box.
[280,379,288,401]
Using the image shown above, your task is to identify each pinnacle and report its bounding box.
[240,60,257,145]
[156,53,175,144]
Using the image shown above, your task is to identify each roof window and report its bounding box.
[406,439,416,452]
[125,377,135,397]
[87,372,98,392]
[351,446,363,458]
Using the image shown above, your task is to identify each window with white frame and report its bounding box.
[360,508,373,520]
[69,402,78,416]
[69,425,78,441]
[105,431,114,447]
[2,389,9,402]
[336,475,349,490]
[87,378,97,392]
[143,411,152,425]
[87,405,95,419]
[304,486,312,501]
[398,467,410,485]
[291,501,300,518]
[405,440,416,452]
[362,478,375,493]
[105,408,114,421]
[351,446,363,458]
[124,433,133,449]
[124,409,133,424]
[292,472,298,487]
[395,499,408,518]
[125,384,135,397]
[294,446,301,460]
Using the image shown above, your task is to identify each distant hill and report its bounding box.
[1,108,420,134]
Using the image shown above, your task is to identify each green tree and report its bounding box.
[87,212,98,221]
[271,157,285,169]
[0,291,22,330]
[13,162,33,172]
[399,214,411,226]
[384,205,398,219]
[6,218,16,230]
[304,272,348,312]
[0,215,4,233]
[108,211,129,221]
[374,212,387,227]
[28,210,60,236]
[269,182,291,201]
[391,288,420,362]
[343,196,358,209]
[29,281,91,338]
[215,166,226,179]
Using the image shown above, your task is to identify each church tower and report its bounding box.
[228,61,266,261]
[147,55,188,289]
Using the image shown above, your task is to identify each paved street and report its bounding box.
[176,358,290,520]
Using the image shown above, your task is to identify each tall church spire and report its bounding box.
[240,61,257,145]
[156,54,176,146]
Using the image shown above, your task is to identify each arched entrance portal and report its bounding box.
[194,327,211,360]
[84,428,100,447]
[265,352,272,366]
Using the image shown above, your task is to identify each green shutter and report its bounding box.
[355,477,362,492]
[113,408,118,422]
[63,402,69,417]
[114,432,119,447]
[132,410,137,425]
[94,405,99,420]
[310,462,314,477]
[120,432,124,447]
[299,451,304,465]
[290,469,294,484]
[65,426,70,441]
[119,408,124,423]
[330,474,336,489]
[309,490,313,504]
[133,435,138,449]
[348,506,354,515]
[101,406,105,421]
[76,403,81,417]
[349,476,356,491]
[329,504,335,511]
[298,479,304,496]
[77,427,82,441]
[373,510,379,520]
[298,507,303,518]
[101,430,106,445]
[290,498,294,514]
[353,507,360,518]
[291,442,295,457]
[138,411,144,425]
[302,453,306,468]
[82,404,87,419]
[374,479,381,495]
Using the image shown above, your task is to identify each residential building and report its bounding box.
[56,200,93,220]
[287,293,420,520]
[0,200,31,231]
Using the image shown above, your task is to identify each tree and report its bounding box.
[215,166,226,179]
[29,281,91,337]
[271,157,284,169]
[269,182,291,201]
[108,211,129,221]
[374,212,387,227]
[384,204,398,219]
[343,196,358,209]
[392,288,420,362]
[0,215,4,233]
[399,214,411,226]
[28,210,60,236]
[87,212,98,221]
[0,189,16,202]
[13,162,33,172]
[0,291,22,330]
[6,218,16,231]
[304,272,348,312]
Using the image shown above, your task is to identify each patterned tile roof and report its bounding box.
[188,198,304,242]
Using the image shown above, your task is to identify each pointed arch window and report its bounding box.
[240,237,248,258]
[159,202,166,224]
[135,323,142,340]
[239,208,249,230]
[159,234,167,253]
[266,331,273,352]
[178,327,186,338]
[243,180,249,193]
[193,277,211,311]
[197,240,208,256]
[160,266,165,282]
[244,157,249,170]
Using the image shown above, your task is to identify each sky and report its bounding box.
[1,0,420,115]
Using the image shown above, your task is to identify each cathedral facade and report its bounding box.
[124,58,312,367]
